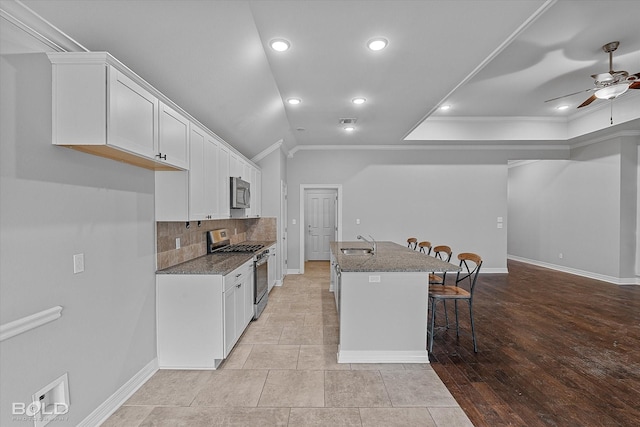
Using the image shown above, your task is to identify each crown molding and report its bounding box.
[0,0,88,52]
[569,130,640,149]
[287,143,569,158]
[251,139,288,163]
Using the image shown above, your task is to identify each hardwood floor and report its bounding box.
[429,260,640,427]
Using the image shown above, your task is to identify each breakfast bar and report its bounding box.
[330,241,460,363]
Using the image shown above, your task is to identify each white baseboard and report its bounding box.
[508,255,640,285]
[337,349,429,364]
[287,269,301,275]
[479,268,509,274]
[78,358,158,427]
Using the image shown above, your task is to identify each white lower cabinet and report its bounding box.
[267,244,277,292]
[223,261,253,356]
[157,259,253,369]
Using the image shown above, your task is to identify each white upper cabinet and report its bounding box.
[158,102,190,170]
[156,124,222,221]
[218,144,231,218]
[108,68,159,160]
[48,52,187,171]
[188,124,219,220]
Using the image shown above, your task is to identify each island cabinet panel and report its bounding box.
[338,272,429,364]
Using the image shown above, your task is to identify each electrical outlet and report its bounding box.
[356,218,360,225]
[559,253,563,259]
[73,254,84,274]
[369,275,381,283]
[31,373,70,427]
[175,238,181,249]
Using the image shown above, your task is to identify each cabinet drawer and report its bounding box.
[224,262,252,292]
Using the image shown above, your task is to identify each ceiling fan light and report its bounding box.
[595,83,629,100]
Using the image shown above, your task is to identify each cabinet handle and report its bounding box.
[236,284,241,288]
[155,153,167,160]
[236,273,242,278]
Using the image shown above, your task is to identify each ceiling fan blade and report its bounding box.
[544,88,592,103]
[577,94,597,108]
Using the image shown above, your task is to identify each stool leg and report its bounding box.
[469,300,477,352]
[429,298,437,353]
[454,300,460,337]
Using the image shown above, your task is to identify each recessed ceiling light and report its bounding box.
[270,39,290,52]
[439,105,451,111]
[556,105,569,111]
[367,38,388,51]
[344,126,356,132]
[352,97,366,105]
[287,98,301,105]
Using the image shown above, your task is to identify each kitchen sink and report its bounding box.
[340,248,374,255]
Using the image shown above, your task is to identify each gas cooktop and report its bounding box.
[213,243,265,253]
[206,228,265,254]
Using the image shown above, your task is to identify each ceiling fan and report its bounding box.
[545,41,640,108]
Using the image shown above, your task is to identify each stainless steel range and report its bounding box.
[207,229,269,319]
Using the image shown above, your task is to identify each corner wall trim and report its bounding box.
[77,358,159,427]
[0,306,63,342]
[508,255,639,285]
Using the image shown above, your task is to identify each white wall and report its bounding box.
[1,28,156,426]
[285,148,529,273]
[508,135,639,283]
[257,145,287,281]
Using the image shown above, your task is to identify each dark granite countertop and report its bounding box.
[157,240,276,275]
[331,241,461,273]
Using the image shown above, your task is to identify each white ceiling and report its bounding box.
[10,0,640,158]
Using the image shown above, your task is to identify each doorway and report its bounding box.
[299,185,342,274]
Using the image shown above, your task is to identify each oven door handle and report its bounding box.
[255,257,268,267]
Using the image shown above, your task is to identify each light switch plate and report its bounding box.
[73,254,84,274]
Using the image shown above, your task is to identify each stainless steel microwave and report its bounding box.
[230,177,250,209]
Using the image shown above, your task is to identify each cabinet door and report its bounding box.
[189,125,207,220]
[109,67,158,159]
[252,168,261,217]
[159,102,189,170]
[203,135,219,218]
[218,144,230,218]
[224,285,236,357]
[267,245,277,292]
[243,265,254,325]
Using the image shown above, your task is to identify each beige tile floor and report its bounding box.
[103,261,473,426]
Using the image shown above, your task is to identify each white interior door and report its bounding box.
[305,189,337,261]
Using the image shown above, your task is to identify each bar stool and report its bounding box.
[407,237,418,250]
[429,245,452,285]
[418,241,432,255]
[428,252,483,353]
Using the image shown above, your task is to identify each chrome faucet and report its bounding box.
[357,234,376,254]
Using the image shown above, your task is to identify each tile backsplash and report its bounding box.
[156,217,277,270]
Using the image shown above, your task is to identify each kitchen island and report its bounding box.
[330,241,460,363]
